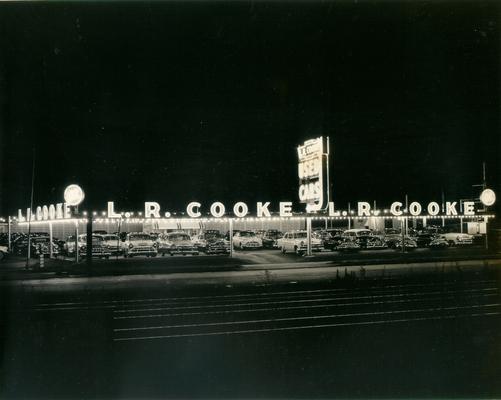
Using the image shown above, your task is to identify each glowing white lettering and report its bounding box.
[233,202,249,218]
[427,202,440,216]
[210,202,225,218]
[144,202,161,218]
[358,202,371,217]
[279,202,292,217]
[390,202,403,216]
[108,201,121,218]
[463,201,475,216]
[257,202,271,217]
[409,202,422,216]
[186,202,201,218]
[446,201,458,216]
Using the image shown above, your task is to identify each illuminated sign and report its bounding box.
[98,198,489,220]
[480,188,496,206]
[297,137,329,212]
[64,184,85,206]
[18,203,71,222]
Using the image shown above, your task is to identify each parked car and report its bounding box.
[343,229,372,239]
[13,235,59,257]
[277,231,323,255]
[440,232,474,246]
[192,231,230,254]
[429,236,449,249]
[254,230,267,239]
[65,234,111,258]
[233,231,263,250]
[383,229,404,249]
[315,229,344,251]
[0,245,8,261]
[98,234,122,255]
[363,236,387,250]
[414,233,435,248]
[261,230,283,249]
[156,232,198,256]
[123,232,158,257]
[393,236,418,251]
[336,237,361,252]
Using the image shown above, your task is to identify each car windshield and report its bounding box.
[32,237,50,243]
[130,234,151,241]
[266,231,282,238]
[169,234,191,241]
[240,231,255,237]
[295,232,307,239]
[104,236,118,241]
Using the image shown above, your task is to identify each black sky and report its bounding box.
[0,1,499,216]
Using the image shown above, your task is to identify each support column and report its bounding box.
[229,219,234,258]
[7,216,11,252]
[306,217,312,256]
[75,222,79,263]
[49,221,53,258]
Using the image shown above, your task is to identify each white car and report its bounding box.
[123,232,158,257]
[277,231,323,255]
[232,231,263,250]
[156,232,199,256]
[0,245,8,261]
[99,234,122,255]
[64,234,111,258]
[440,232,474,246]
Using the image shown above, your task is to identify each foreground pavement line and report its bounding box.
[35,278,497,308]
[113,293,498,320]
[112,284,497,311]
[113,311,501,341]
[114,303,501,332]
[113,287,498,314]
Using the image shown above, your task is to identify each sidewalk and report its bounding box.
[2,257,500,295]
[0,253,501,282]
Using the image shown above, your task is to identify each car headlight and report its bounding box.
[129,243,134,248]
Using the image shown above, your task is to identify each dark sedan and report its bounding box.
[261,230,283,249]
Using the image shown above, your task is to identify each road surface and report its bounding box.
[1,262,501,398]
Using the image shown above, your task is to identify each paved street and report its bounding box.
[1,263,501,398]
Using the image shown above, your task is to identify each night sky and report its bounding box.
[0,1,499,216]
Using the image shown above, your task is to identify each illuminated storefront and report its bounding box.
[2,136,497,256]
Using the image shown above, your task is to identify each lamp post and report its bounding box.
[25,147,36,269]
[64,184,85,264]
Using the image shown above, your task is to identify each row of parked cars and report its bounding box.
[0,230,230,259]
[231,226,477,255]
[0,226,477,260]
[63,230,232,258]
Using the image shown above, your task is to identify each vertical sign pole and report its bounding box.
[117,217,121,261]
[49,221,53,258]
[326,136,330,207]
[306,217,312,256]
[401,218,405,253]
[229,219,234,258]
[7,216,11,252]
[75,221,79,263]
[86,214,93,269]
[26,148,35,269]
[485,217,489,250]
[348,203,351,229]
